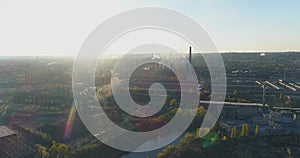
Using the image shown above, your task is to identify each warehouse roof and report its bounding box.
[0,126,15,138]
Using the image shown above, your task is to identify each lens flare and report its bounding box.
[63,102,76,139]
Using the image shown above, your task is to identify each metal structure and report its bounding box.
[0,126,35,158]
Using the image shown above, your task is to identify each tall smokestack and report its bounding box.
[189,46,192,63]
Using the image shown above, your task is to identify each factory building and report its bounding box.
[0,126,35,158]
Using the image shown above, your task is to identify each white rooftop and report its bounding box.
[200,100,269,107]
[0,126,16,138]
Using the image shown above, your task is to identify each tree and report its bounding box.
[189,107,207,129]
[239,123,249,138]
[71,144,98,158]
[255,125,259,136]
[233,90,238,96]
[178,133,196,151]
[196,106,206,117]
[285,98,292,107]
[49,143,69,158]
[245,124,249,136]
[169,99,177,107]
[240,124,245,138]
[157,145,180,158]
[132,86,139,93]
[230,126,238,139]
[136,117,163,131]
[221,136,228,141]
[36,144,47,158]
[49,144,58,158]
[202,132,218,148]
[37,123,60,138]
[57,144,69,158]
[279,93,284,99]
[196,127,210,138]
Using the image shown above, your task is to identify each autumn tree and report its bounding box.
[196,127,210,138]
[239,123,249,138]
[36,144,47,158]
[230,126,238,139]
[157,145,180,158]
[255,125,259,136]
[221,136,228,141]
[49,144,58,158]
[279,93,284,99]
[233,90,238,96]
[189,106,207,129]
[196,106,206,118]
[285,98,292,107]
[57,144,69,158]
[169,99,177,107]
[245,124,249,136]
[136,117,163,131]
[132,86,139,93]
[178,133,196,151]
[49,143,69,158]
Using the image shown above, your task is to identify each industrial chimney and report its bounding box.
[189,46,192,63]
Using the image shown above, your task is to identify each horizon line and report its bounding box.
[1,50,300,57]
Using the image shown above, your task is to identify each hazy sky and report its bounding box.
[0,0,300,56]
